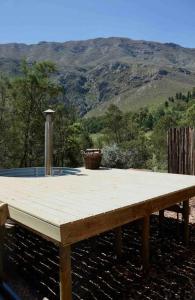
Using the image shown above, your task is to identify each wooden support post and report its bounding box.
[59,245,72,300]
[176,211,181,239]
[0,204,8,282]
[114,226,122,259]
[0,204,8,227]
[159,209,164,236]
[183,199,190,246]
[142,216,150,272]
[0,226,4,282]
[44,109,55,176]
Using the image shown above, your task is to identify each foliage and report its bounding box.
[82,116,105,134]
[150,114,177,170]
[0,61,92,168]
[121,135,151,169]
[91,88,195,171]
[102,144,127,168]
[2,37,195,117]
[103,104,124,144]
[8,60,62,167]
[0,75,12,167]
[102,137,150,169]
[1,58,195,171]
[183,104,195,127]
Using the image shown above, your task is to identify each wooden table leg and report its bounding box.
[114,226,122,259]
[142,216,150,272]
[183,199,190,246]
[0,204,8,283]
[159,210,164,236]
[0,226,4,282]
[59,245,72,300]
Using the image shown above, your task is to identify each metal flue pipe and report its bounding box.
[44,109,55,176]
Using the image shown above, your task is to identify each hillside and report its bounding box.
[1,37,195,115]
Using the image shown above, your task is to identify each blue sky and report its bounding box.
[1,0,195,47]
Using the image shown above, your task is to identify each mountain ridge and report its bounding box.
[1,36,194,50]
[1,37,195,116]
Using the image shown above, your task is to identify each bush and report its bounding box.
[102,138,151,169]
[102,144,127,168]
[121,136,151,169]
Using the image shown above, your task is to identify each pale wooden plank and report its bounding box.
[0,168,194,300]
[0,169,195,226]
[7,206,61,243]
[0,169,195,244]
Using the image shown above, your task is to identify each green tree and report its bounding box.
[9,60,62,167]
[187,91,192,101]
[0,75,11,167]
[151,114,177,170]
[192,87,195,98]
[184,104,195,126]
[104,104,124,144]
[54,104,92,167]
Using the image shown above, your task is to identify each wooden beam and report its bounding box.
[114,226,122,258]
[8,206,61,243]
[165,205,183,213]
[0,204,8,226]
[61,186,195,245]
[142,216,150,272]
[59,245,72,300]
[183,199,190,246]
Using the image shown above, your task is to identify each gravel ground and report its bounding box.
[2,199,195,300]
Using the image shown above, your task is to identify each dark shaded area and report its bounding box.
[0,282,20,300]
[2,215,195,300]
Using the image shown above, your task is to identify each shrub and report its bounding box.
[121,137,151,169]
[102,138,151,169]
[102,144,127,168]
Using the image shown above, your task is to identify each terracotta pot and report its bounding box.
[81,149,102,169]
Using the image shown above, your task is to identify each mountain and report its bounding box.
[1,37,195,116]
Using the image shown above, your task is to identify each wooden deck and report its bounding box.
[0,168,195,299]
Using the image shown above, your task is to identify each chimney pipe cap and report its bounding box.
[44,109,55,114]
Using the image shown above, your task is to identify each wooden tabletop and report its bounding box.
[0,168,195,245]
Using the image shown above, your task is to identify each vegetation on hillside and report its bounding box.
[1,37,195,116]
[0,61,92,168]
[1,59,195,170]
[84,90,195,170]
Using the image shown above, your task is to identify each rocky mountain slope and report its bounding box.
[1,37,195,116]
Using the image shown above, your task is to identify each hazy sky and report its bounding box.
[1,0,195,47]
